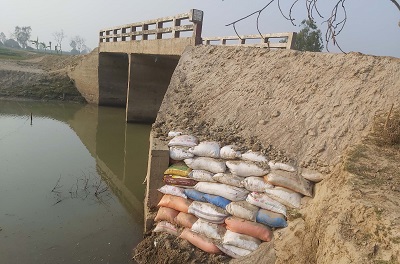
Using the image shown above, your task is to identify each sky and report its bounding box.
[1,0,399,57]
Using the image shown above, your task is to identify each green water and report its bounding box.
[0,100,150,264]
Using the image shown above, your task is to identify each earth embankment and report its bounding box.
[134,46,400,263]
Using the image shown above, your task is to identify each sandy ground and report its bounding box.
[134,46,400,263]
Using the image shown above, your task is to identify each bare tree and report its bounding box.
[225,0,400,52]
[52,29,66,54]
[0,32,6,44]
[70,35,86,54]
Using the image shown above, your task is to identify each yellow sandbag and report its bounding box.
[164,162,192,177]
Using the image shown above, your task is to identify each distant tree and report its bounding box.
[4,39,21,49]
[14,26,32,49]
[0,32,6,44]
[70,35,85,54]
[80,44,91,54]
[52,30,66,54]
[294,19,323,52]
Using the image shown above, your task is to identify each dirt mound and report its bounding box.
[138,46,400,263]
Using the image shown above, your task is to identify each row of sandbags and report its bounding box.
[152,133,324,258]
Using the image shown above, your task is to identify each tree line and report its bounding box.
[0,26,91,55]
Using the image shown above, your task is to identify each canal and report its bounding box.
[0,100,150,264]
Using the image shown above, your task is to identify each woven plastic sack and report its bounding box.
[241,176,274,192]
[220,145,242,160]
[157,194,192,213]
[256,209,287,228]
[184,189,207,202]
[226,160,269,177]
[174,212,198,228]
[268,161,296,172]
[189,141,221,158]
[301,168,324,182]
[168,135,198,148]
[241,151,268,163]
[213,173,244,188]
[169,147,194,160]
[179,228,221,254]
[216,243,252,259]
[266,170,313,197]
[184,157,226,174]
[158,185,187,199]
[203,194,231,209]
[188,201,229,224]
[154,206,179,223]
[164,162,192,177]
[153,221,179,236]
[264,186,302,208]
[223,230,261,251]
[188,170,216,182]
[194,182,249,202]
[246,192,287,216]
[225,216,272,242]
[191,218,226,240]
[163,175,197,187]
[226,201,259,222]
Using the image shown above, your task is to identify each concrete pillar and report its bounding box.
[98,52,129,106]
[126,54,179,123]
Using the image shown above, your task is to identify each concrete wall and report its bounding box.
[98,52,129,106]
[68,48,100,104]
[126,54,179,123]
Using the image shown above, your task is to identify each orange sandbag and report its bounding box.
[225,216,273,242]
[157,194,192,213]
[174,212,198,228]
[179,228,221,254]
[154,207,179,223]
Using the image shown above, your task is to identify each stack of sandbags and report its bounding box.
[152,132,322,258]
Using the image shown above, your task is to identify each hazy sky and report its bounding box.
[1,0,399,57]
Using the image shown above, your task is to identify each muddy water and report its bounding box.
[0,101,150,264]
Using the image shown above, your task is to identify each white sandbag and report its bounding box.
[189,141,221,158]
[194,182,249,202]
[157,185,187,199]
[153,221,179,236]
[266,170,313,197]
[268,161,296,172]
[220,145,242,160]
[216,243,252,258]
[168,135,198,148]
[226,160,269,177]
[223,230,261,251]
[191,218,226,240]
[188,170,216,182]
[241,177,274,192]
[168,131,182,137]
[226,201,259,222]
[169,147,194,160]
[264,187,302,208]
[301,168,324,182]
[188,201,229,224]
[246,192,287,216]
[213,173,244,188]
[184,157,226,174]
[241,151,268,163]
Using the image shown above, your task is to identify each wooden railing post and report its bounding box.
[189,9,203,45]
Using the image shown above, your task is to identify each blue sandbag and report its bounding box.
[203,194,231,209]
[256,209,288,228]
[184,189,207,202]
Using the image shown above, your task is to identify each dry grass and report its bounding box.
[372,106,400,146]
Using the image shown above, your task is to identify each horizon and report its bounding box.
[0,1,399,57]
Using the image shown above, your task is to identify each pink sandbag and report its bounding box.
[225,216,273,242]
[179,228,221,254]
[174,212,199,229]
[157,194,192,213]
[154,206,179,223]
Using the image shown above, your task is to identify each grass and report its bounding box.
[0,46,38,60]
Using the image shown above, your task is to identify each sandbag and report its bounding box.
[157,194,192,213]
[216,243,252,258]
[163,175,197,187]
[191,218,226,240]
[203,194,231,209]
[246,192,287,216]
[213,173,244,188]
[188,201,229,224]
[184,189,207,202]
[266,170,313,197]
[225,201,259,222]
[153,221,179,236]
[241,176,274,192]
[268,161,296,172]
[169,147,194,160]
[256,209,288,228]
[301,168,324,182]
[168,131,182,137]
[264,187,302,208]
[154,206,180,223]
[220,145,242,160]
[179,228,221,254]
[241,151,268,163]
[157,185,187,199]
[188,170,216,182]
[223,230,261,251]
[194,182,249,202]
[184,157,226,174]
[225,216,272,242]
[164,163,192,177]
[168,135,198,148]
[189,141,221,158]
[174,212,198,228]
[226,160,269,177]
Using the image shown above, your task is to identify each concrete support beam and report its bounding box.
[144,133,169,232]
[98,52,129,106]
[126,54,179,123]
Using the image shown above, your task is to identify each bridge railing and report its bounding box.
[202,32,297,49]
[99,9,203,45]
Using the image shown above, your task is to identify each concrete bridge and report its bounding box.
[70,9,296,124]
